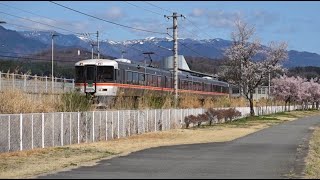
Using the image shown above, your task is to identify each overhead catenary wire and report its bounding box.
[143,1,173,13]
[0,11,80,34]
[49,1,167,35]
[0,2,62,25]
[123,1,163,16]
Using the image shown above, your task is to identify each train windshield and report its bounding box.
[75,65,114,83]
[97,66,114,82]
[75,66,84,83]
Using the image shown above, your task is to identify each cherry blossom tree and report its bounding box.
[221,19,288,116]
[272,76,320,110]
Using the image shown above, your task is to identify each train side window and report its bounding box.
[152,75,157,87]
[132,72,138,85]
[158,76,162,87]
[127,71,132,84]
[147,74,152,86]
[139,73,145,85]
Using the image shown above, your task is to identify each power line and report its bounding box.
[166,33,212,60]
[142,1,215,40]
[185,18,215,40]
[50,1,167,35]
[0,11,80,34]
[143,1,173,13]
[123,1,163,16]
[0,2,62,25]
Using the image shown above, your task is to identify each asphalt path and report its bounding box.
[37,115,320,179]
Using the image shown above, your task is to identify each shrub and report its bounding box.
[223,108,242,122]
[196,113,209,127]
[184,115,198,129]
[205,108,217,125]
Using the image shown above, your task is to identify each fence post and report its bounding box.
[69,113,72,144]
[20,113,22,151]
[72,79,75,90]
[32,114,34,150]
[137,111,140,134]
[105,111,108,141]
[128,111,131,137]
[63,78,66,92]
[122,111,125,137]
[35,75,38,93]
[142,110,145,133]
[117,111,120,139]
[42,113,44,148]
[12,73,15,89]
[61,112,63,146]
[93,111,95,142]
[169,109,171,129]
[45,76,48,93]
[52,113,54,147]
[8,116,10,152]
[86,112,88,143]
[111,111,114,139]
[24,74,27,92]
[0,71,2,91]
[154,110,157,132]
[100,111,102,140]
[146,109,149,132]
[180,109,183,128]
[78,112,80,144]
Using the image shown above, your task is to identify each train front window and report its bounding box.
[97,66,114,82]
[75,66,84,83]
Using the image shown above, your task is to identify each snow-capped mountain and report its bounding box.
[0,26,320,67]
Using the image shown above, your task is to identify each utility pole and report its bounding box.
[97,31,100,59]
[51,32,58,93]
[91,43,96,59]
[165,12,184,108]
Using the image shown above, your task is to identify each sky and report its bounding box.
[0,1,320,54]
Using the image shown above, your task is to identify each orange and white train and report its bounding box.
[74,58,230,104]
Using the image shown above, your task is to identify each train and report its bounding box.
[74,57,232,106]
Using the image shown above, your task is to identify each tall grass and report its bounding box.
[0,89,56,114]
[56,92,93,112]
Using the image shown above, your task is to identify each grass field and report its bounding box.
[0,110,319,178]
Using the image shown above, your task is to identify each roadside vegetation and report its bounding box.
[305,126,320,178]
[0,109,318,178]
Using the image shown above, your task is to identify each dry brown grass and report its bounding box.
[0,110,319,179]
[304,126,320,178]
[0,89,57,114]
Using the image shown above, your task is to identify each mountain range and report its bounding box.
[0,26,319,68]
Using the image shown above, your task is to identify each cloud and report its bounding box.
[103,6,125,20]
[190,8,206,17]
[188,8,280,31]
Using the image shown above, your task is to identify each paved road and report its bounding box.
[37,115,320,179]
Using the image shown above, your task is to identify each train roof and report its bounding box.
[75,59,118,68]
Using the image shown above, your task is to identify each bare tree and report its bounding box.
[221,19,288,116]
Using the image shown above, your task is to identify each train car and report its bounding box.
[74,58,230,105]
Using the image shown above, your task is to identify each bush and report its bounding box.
[184,108,242,129]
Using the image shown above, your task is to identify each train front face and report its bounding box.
[74,59,118,97]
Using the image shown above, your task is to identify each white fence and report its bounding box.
[0,105,297,153]
[0,71,75,94]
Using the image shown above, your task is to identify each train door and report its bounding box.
[84,65,97,93]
